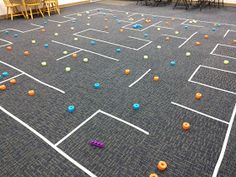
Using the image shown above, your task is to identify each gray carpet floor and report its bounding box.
[0,1,236,177]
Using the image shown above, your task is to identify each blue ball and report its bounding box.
[184,25,188,29]
[4,31,9,35]
[2,72,9,77]
[44,44,49,48]
[14,34,18,38]
[67,105,75,113]
[170,60,176,66]
[133,103,140,110]
[144,33,148,37]
[212,28,216,31]
[116,48,121,53]
[90,40,96,45]
[94,83,101,89]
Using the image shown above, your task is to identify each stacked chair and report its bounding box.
[3,0,60,20]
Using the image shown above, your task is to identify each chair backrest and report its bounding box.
[24,0,42,4]
[3,0,11,6]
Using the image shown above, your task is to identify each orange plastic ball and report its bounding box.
[10,79,17,85]
[24,51,30,56]
[182,122,190,131]
[195,92,203,100]
[153,75,160,81]
[195,41,201,46]
[28,90,35,96]
[119,28,124,32]
[157,161,167,171]
[41,28,46,32]
[165,37,170,41]
[0,85,7,91]
[232,40,236,44]
[204,35,209,39]
[72,53,78,59]
[124,69,131,75]
[6,46,12,51]
[149,173,158,177]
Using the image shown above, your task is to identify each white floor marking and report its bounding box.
[0,23,44,33]
[0,60,65,94]
[0,106,97,177]
[52,40,119,61]
[56,50,83,61]
[0,73,24,84]
[0,38,13,48]
[75,28,109,34]
[178,32,198,48]
[128,36,151,42]
[210,43,236,60]
[55,110,100,146]
[171,102,229,124]
[55,109,149,146]
[212,104,236,177]
[161,34,187,40]
[99,110,150,135]
[129,69,151,88]
[181,19,189,25]
[154,25,174,30]
[188,65,236,95]
[223,30,230,38]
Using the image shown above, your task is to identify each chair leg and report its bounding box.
[10,8,13,20]
[38,7,44,17]
[46,3,51,16]
[29,7,33,19]
[6,7,9,19]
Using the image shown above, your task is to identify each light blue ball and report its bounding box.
[94,83,101,89]
[2,72,9,77]
[133,103,140,110]
[116,48,121,53]
[170,60,176,66]
[44,44,49,48]
[90,40,96,45]
[67,105,75,113]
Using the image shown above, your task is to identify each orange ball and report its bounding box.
[41,28,46,32]
[124,69,131,75]
[6,46,12,51]
[204,35,209,39]
[157,161,167,171]
[165,37,170,41]
[153,75,160,81]
[119,28,124,32]
[149,173,158,177]
[232,40,236,44]
[0,85,7,91]
[195,92,203,100]
[10,79,17,85]
[28,90,35,96]
[195,41,201,46]
[24,51,30,56]
[72,53,78,59]
[182,122,190,131]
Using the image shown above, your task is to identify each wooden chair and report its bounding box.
[24,0,44,19]
[3,0,26,20]
[43,0,60,16]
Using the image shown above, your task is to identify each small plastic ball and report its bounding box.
[157,28,161,31]
[157,161,167,171]
[153,75,160,81]
[195,41,201,46]
[57,24,61,27]
[70,27,75,30]
[72,53,78,59]
[94,83,101,89]
[54,33,59,36]
[224,60,229,65]
[41,29,46,32]
[144,33,148,37]
[2,72,9,77]
[0,85,7,91]
[6,46,12,51]
[186,52,191,57]
[184,25,188,29]
[44,44,49,48]
[182,122,191,131]
[195,92,203,100]
[212,28,216,31]
[24,51,30,56]
[143,55,149,59]
[204,35,209,39]
[133,103,140,110]
[232,40,236,44]
[28,90,35,96]
[90,40,96,45]
[175,31,179,35]
[32,40,36,44]
[10,79,17,85]
[67,105,75,113]
[74,37,78,41]
[124,69,131,75]
[63,51,68,55]
[170,60,176,66]
[157,45,161,49]
[83,58,89,63]
[149,173,158,177]
[14,34,18,38]
[87,23,90,26]
[65,67,71,72]
[41,61,47,66]
[116,48,121,53]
